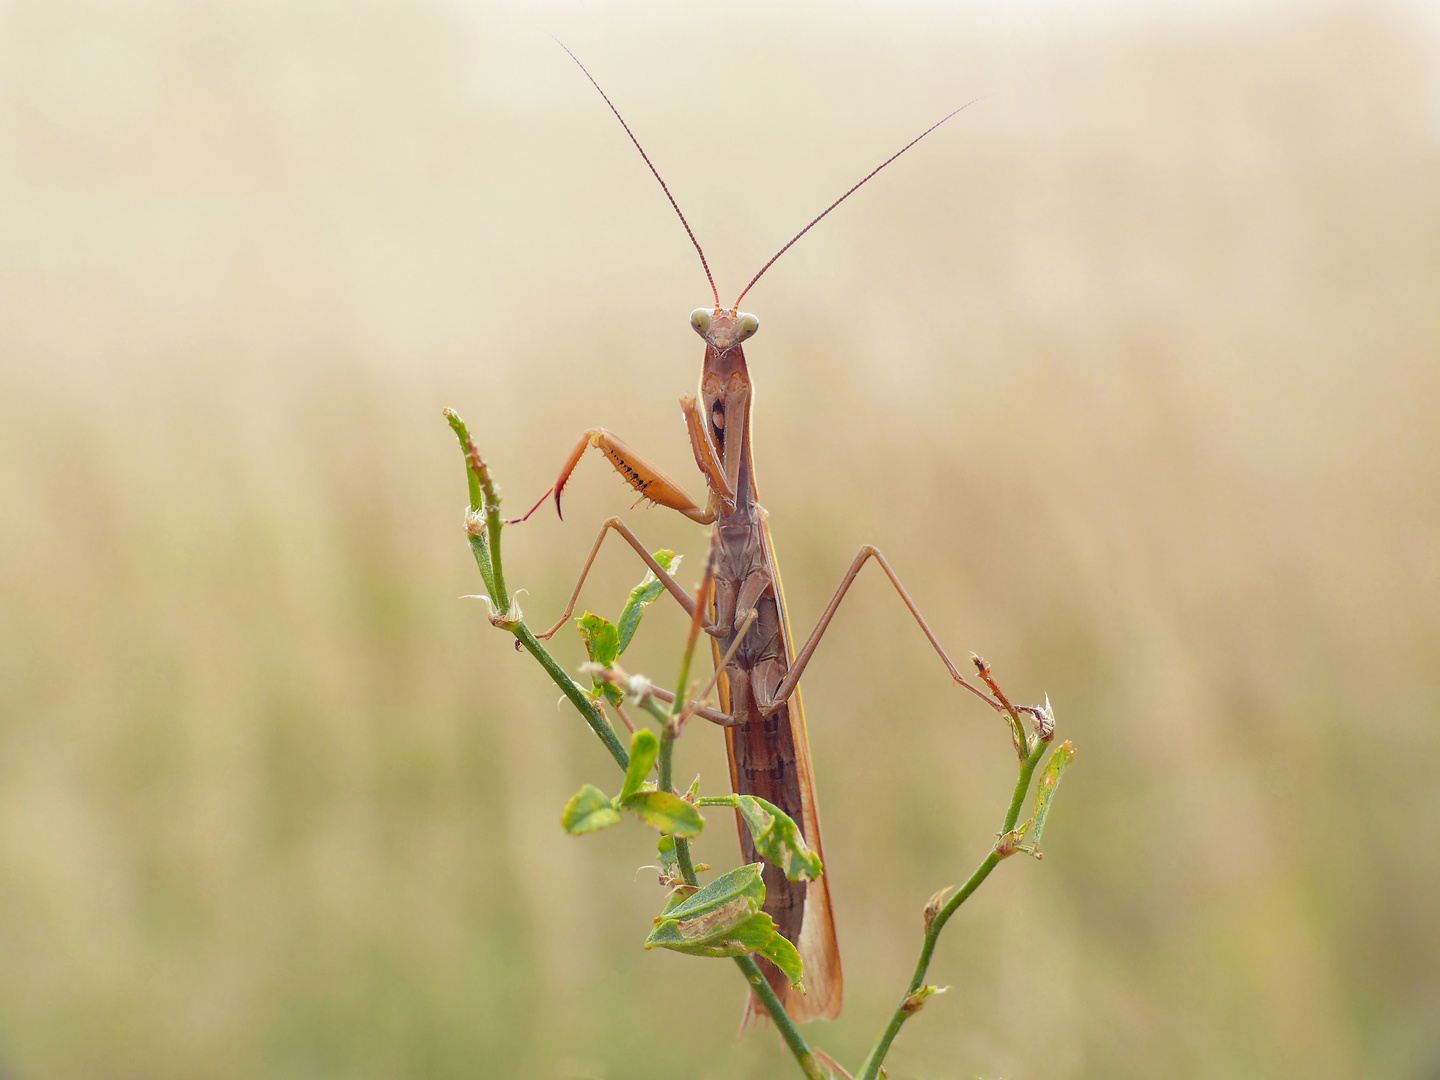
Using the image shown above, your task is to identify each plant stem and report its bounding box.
[1005,738,1046,834]
[513,623,629,771]
[857,737,1050,1080]
[446,409,508,604]
[734,955,827,1080]
[658,542,714,906]
[656,718,699,881]
[447,409,628,771]
[443,409,484,513]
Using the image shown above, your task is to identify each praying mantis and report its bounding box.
[519,47,1009,1026]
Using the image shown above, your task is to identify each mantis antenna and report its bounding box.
[733,98,982,308]
[554,38,721,310]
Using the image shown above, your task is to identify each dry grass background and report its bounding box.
[0,1,1437,1077]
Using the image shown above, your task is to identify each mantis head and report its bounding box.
[690,307,759,352]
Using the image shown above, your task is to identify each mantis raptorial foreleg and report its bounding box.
[518,427,718,525]
[534,516,716,639]
[752,546,1004,717]
[520,406,739,639]
[682,394,735,511]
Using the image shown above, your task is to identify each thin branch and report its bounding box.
[856,737,1049,1080]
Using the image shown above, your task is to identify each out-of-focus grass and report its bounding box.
[0,1,1437,1077]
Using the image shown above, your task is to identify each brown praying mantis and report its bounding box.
[517,47,1020,1027]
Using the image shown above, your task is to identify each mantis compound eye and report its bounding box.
[736,312,759,340]
[690,308,713,335]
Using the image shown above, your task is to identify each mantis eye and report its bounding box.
[690,308,712,335]
[736,312,759,340]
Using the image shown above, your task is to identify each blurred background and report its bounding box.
[1,0,1438,1077]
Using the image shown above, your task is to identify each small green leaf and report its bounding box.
[577,612,624,703]
[645,865,797,968]
[699,912,781,957]
[1028,740,1076,851]
[619,728,660,803]
[622,791,704,837]
[616,550,680,655]
[737,795,823,881]
[577,612,620,666]
[651,910,778,958]
[645,864,769,953]
[659,863,766,923]
[561,784,622,835]
[657,834,679,877]
[647,896,755,952]
[759,927,805,990]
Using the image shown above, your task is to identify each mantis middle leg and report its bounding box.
[751,545,1006,717]
[534,515,716,639]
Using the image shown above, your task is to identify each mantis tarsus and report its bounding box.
[520,46,1010,1026]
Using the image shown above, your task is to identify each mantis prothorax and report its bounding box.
[518,44,1007,1027]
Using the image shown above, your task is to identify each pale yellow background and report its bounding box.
[1,1,1437,1077]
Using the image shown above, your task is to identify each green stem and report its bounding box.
[466,534,497,598]
[444,409,484,512]
[447,409,627,771]
[512,624,629,771]
[1005,738,1046,834]
[673,835,698,885]
[734,955,827,1080]
[465,424,510,608]
[657,724,676,793]
[857,737,1049,1080]
[655,665,709,906]
[446,410,501,599]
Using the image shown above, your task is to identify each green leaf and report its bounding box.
[736,795,823,881]
[657,834,679,878]
[619,728,659,803]
[622,791,704,837]
[653,911,779,958]
[577,612,620,666]
[1028,740,1076,851]
[644,864,798,968]
[561,784,622,835]
[645,864,768,954]
[659,863,766,923]
[759,927,805,990]
[616,550,680,655]
[577,612,624,704]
